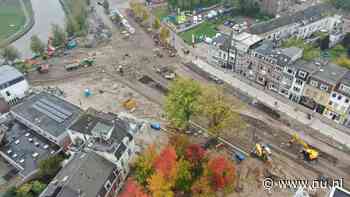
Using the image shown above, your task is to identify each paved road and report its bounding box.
[193,58,350,148]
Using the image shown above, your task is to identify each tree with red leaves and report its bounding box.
[153,146,177,181]
[186,144,206,164]
[207,156,235,190]
[119,179,150,197]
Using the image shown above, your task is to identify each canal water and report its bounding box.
[13,0,66,58]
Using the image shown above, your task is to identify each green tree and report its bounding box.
[3,187,16,197]
[175,159,192,192]
[72,0,88,34]
[238,0,260,16]
[134,145,157,186]
[165,78,202,129]
[330,0,350,10]
[65,18,78,37]
[30,35,45,55]
[16,183,33,197]
[153,18,161,31]
[199,85,245,136]
[38,155,64,178]
[51,24,67,47]
[32,181,47,195]
[0,46,20,63]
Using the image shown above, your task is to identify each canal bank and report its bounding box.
[12,0,66,58]
[0,0,34,49]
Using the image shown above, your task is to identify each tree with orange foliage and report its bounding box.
[153,146,177,181]
[148,171,174,197]
[119,178,150,197]
[207,156,236,190]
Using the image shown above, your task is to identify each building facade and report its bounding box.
[0,65,29,104]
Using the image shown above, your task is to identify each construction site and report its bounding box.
[15,1,350,197]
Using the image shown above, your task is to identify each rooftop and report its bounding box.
[0,65,24,86]
[41,151,119,197]
[69,108,133,142]
[255,41,297,66]
[340,71,350,87]
[11,92,82,138]
[233,32,263,48]
[249,4,335,35]
[311,62,348,85]
[0,120,60,177]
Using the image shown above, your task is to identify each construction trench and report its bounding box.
[24,7,350,196]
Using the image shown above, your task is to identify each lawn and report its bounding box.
[0,0,26,41]
[153,6,170,20]
[179,21,219,44]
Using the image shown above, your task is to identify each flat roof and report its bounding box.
[311,63,348,85]
[0,120,60,177]
[233,32,263,47]
[0,65,23,86]
[11,92,82,138]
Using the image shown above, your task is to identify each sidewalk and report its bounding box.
[194,58,350,148]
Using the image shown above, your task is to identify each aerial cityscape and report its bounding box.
[0,0,350,196]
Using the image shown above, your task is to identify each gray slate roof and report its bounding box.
[340,71,350,87]
[0,65,24,86]
[254,41,295,66]
[11,92,82,138]
[41,151,117,197]
[249,3,335,35]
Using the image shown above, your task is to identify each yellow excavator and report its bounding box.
[251,143,272,162]
[289,133,319,161]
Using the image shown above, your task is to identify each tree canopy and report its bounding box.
[0,46,20,62]
[165,78,202,129]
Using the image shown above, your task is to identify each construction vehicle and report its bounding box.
[289,133,319,161]
[123,99,137,111]
[251,143,272,162]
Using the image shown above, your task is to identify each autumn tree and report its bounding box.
[160,26,170,44]
[207,156,236,190]
[134,145,157,186]
[169,134,189,158]
[175,158,192,192]
[186,144,206,178]
[191,176,215,197]
[154,146,177,181]
[165,78,202,129]
[152,18,161,31]
[199,85,245,137]
[16,183,33,197]
[119,178,150,197]
[148,172,174,197]
[30,35,45,55]
[0,46,20,63]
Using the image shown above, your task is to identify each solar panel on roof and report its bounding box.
[32,104,64,123]
[40,98,73,117]
[35,101,68,120]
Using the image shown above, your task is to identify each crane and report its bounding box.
[290,133,319,161]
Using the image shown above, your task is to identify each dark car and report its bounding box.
[202,138,218,149]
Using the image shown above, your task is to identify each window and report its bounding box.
[337,95,342,100]
[332,93,337,98]
[340,84,350,94]
[310,80,318,87]
[104,180,112,191]
[346,99,349,103]
[295,79,303,85]
[320,84,329,91]
[329,101,333,105]
[293,87,301,92]
[6,91,10,97]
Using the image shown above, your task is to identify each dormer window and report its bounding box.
[104,180,112,191]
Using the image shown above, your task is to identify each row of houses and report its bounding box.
[207,4,350,127]
[0,89,140,197]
